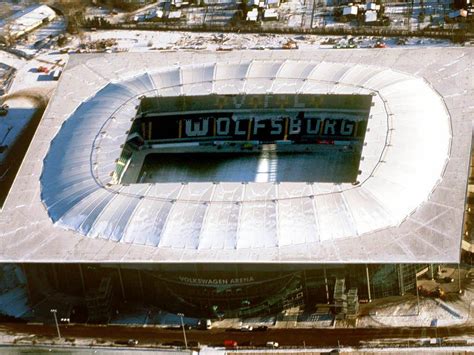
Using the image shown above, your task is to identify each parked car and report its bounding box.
[114,339,138,346]
[240,325,253,331]
[374,41,386,48]
[224,339,238,348]
[37,66,49,73]
[266,341,279,348]
[197,318,212,329]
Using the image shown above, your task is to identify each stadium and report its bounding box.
[0,48,473,320]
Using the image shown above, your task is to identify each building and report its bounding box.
[0,49,473,319]
[342,5,359,16]
[364,10,377,23]
[0,5,56,40]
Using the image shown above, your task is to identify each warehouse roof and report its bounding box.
[1,5,56,38]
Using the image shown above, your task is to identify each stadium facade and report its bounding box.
[0,48,473,320]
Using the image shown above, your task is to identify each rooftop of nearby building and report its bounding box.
[0,5,56,38]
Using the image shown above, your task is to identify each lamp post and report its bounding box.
[50,309,61,340]
[458,263,462,293]
[415,270,420,316]
[177,313,188,349]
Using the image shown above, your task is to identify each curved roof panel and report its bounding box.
[39,59,451,251]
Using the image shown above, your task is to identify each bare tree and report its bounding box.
[0,23,17,47]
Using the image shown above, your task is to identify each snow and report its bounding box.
[82,29,455,53]
[0,50,65,94]
[365,10,378,23]
[0,50,27,71]
[296,312,334,328]
[14,16,67,56]
[0,97,36,165]
[0,47,67,168]
[241,315,276,326]
[357,297,468,328]
[1,5,56,38]
[343,6,358,16]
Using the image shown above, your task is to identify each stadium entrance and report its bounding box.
[18,263,423,320]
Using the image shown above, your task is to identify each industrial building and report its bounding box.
[0,5,56,39]
[0,48,473,319]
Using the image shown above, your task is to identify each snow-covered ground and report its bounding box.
[0,97,37,166]
[357,269,474,328]
[0,49,67,168]
[0,51,27,72]
[81,29,455,53]
[0,50,65,95]
[14,16,67,57]
[357,297,467,328]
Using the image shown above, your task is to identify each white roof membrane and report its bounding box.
[1,49,472,263]
[41,59,452,251]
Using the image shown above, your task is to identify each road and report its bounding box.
[0,344,184,354]
[1,323,473,348]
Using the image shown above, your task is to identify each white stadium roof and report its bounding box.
[0,49,472,263]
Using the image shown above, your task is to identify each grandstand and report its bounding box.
[0,48,472,318]
[121,93,371,184]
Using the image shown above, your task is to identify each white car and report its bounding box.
[266,341,279,348]
[240,325,253,331]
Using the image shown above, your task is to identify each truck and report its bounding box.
[52,69,62,81]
